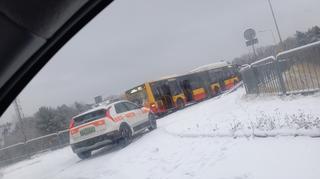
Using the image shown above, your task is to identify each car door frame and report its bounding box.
[123,101,148,124]
[121,101,150,134]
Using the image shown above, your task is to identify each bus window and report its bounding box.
[180,79,193,102]
[151,83,164,100]
[224,70,229,79]
[209,70,217,83]
[168,80,181,96]
[223,70,229,80]
[190,76,202,89]
[151,86,161,100]
[216,71,223,80]
[231,68,238,77]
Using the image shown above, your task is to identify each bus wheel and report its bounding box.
[176,98,185,110]
[213,87,220,96]
[234,79,239,85]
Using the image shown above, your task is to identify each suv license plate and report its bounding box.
[80,127,96,136]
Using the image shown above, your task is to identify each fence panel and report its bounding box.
[251,56,282,94]
[240,65,257,94]
[0,130,70,167]
[276,41,320,94]
[240,56,283,94]
[58,130,70,147]
[26,133,60,155]
[0,143,27,166]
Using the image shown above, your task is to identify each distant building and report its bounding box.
[94,96,103,104]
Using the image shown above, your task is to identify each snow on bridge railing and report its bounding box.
[240,41,320,95]
[251,56,276,67]
[277,40,320,59]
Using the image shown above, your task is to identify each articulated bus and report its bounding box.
[125,62,240,116]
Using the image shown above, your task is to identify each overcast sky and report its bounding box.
[2,0,320,121]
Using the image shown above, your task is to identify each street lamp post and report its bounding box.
[267,0,284,50]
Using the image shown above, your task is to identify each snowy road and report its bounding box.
[2,87,320,179]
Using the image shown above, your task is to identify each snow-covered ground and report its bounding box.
[165,87,320,138]
[1,87,320,179]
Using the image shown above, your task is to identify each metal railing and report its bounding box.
[0,129,70,167]
[241,41,320,95]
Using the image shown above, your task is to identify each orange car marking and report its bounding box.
[113,112,136,122]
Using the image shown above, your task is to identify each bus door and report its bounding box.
[149,82,174,114]
[208,69,221,96]
[180,79,193,102]
[190,75,207,101]
[150,84,167,114]
[168,79,186,108]
[160,83,174,110]
[198,71,212,98]
[179,75,206,102]
[223,67,239,90]
[217,70,226,91]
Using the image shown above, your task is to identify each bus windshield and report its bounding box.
[126,85,148,106]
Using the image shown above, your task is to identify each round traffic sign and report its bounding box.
[244,28,256,41]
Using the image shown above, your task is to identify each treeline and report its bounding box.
[233,26,320,65]
[0,102,90,147]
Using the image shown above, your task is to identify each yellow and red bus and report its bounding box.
[125,62,240,116]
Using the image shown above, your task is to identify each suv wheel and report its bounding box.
[77,151,91,159]
[148,113,157,131]
[118,124,132,148]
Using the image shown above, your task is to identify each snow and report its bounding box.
[1,86,320,179]
[165,87,320,138]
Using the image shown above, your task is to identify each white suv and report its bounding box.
[69,100,157,159]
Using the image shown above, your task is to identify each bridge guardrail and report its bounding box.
[0,129,69,167]
[240,41,320,95]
